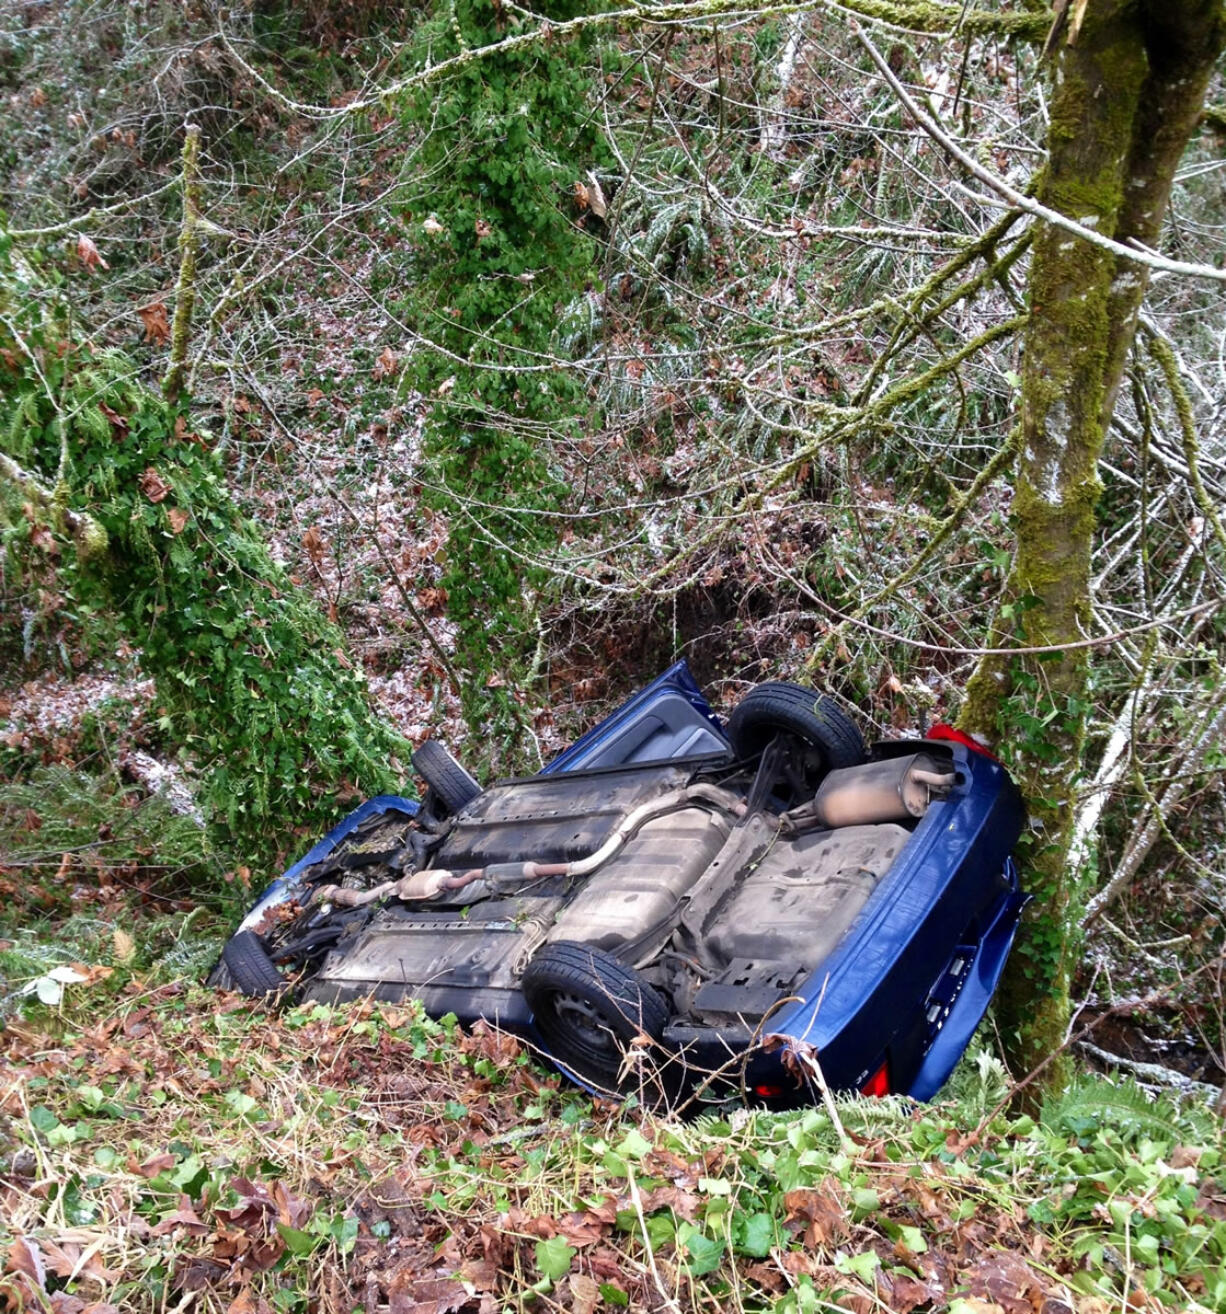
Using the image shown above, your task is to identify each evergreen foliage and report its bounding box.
[395,0,605,683]
[0,238,409,858]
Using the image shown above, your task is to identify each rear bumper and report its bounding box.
[762,743,1026,1098]
[904,879,1028,1099]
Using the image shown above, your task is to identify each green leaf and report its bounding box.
[680,1226,724,1276]
[898,1224,927,1253]
[615,1128,652,1160]
[224,1090,259,1118]
[534,1237,576,1280]
[61,1177,97,1226]
[598,1285,629,1307]
[277,1223,320,1256]
[29,1104,59,1132]
[834,1250,879,1280]
[75,1084,106,1111]
[739,1212,775,1258]
[644,1213,675,1250]
[329,1214,359,1254]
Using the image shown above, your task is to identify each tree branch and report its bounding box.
[856,24,1226,285]
[163,124,202,404]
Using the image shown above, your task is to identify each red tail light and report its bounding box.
[860,1060,890,1097]
[754,1083,785,1099]
[928,724,1002,763]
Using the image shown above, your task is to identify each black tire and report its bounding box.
[522,942,670,1092]
[218,929,285,998]
[412,739,481,814]
[726,682,865,772]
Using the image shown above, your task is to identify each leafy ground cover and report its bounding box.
[2,954,1225,1314]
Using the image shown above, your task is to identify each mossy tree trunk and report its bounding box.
[959,0,1225,1098]
[162,123,201,404]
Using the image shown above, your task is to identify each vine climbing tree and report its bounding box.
[396,0,606,694]
[0,237,409,859]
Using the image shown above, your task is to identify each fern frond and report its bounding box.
[1041,1074,1205,1143]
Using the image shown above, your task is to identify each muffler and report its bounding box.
[783,753,956,832]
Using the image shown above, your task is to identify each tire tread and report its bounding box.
[219,929,285,997]
[413,738,482,813]
[726,681,865,769]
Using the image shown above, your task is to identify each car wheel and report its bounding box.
[522,942,670,1092]
[412,739,482,814]
[217,929,286,998]
[726,681,866,776]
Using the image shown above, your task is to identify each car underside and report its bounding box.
[214,670,1026,1105]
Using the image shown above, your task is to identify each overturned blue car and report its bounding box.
[211,665,1026,1106]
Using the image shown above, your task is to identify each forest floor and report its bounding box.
[3,953,1226,1314]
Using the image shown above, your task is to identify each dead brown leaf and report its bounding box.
[98,403,129,438]
[76,234,109,272]
[152,1198,211,1236]
[302,525,326,565]
[55,1248,119,1287]
[7,1237,45,1289]
[474,218,492,239]
[373,345,399,380]
[134,1151,176,1178]
[137,302,171,345]
[227,1291,275,1314]
[416,586,447,614]
[884,1271,940,1313]
[1171,1145,1203,1170]
[271,1180,312,1230]
[744,1262,786,1293]
[965,1250,1046,1314]
[139,468,171,504]
[387,1275,469,1314]
[166,507,189,535]
[555,1212,608,1247]
[568,1272,600,1314]
[783,1187,848,1248]
[639,1185,701,1221]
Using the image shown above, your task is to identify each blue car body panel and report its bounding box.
[543,660,729,773]
[234,661,1026,1101]
[758,743,1026,1097]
